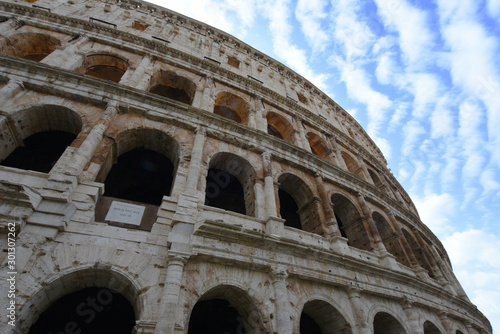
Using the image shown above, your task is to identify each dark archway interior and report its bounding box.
[86,65,125,83]
[214,105,242,123]
[267,123,284,139]
[300,312,322,334]
[1,131,75,173]
[150,84,191,104]
[28,287,135,334]
[279,188,302,230]
[188,299,245,334]
[334,213,348,240]
[373,312,407,334]
[204,168,246,215]
[104,147,174,206]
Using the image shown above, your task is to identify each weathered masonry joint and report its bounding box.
[0,0,491,333]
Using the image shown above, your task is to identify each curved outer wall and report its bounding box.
[0,0,491,333]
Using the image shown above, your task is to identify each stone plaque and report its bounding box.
[105,201,145,226]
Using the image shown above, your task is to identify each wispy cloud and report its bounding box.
[295,0,330,52]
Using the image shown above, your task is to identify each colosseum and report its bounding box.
[0,0,492,333]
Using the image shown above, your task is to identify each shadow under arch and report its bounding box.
[306,132,330,159]
[214,92,250,125]
[373,311,408,334]
[424,320,443,334]
[266,111,295,143]
[148,69,197,105]
[331,193,373,251]
[278,173,325,235]
[402,228,436,279]
[0,32,61,61]
[300,299,352,334]
[187,284,267,334]
[372,211,409,266]
[19,268,141,334]
[204,152,256,216]
[76,53,129,83]
[100,128,181,206]
[341,151,365,180]
[0,105,82,173]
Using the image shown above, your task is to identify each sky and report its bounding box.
[150,0,500,331]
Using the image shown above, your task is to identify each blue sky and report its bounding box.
[152,0,500,331]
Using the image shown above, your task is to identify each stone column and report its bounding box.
[41,36,88,69]
[465,321,481,334]
[347,287,371,334]
[412,230,444,281]
[154,255,188,334]
[401,299,424,334]
[438,312,453,334]
[184,126,206,193]
[121,55,152,90]
[0,79,24,108]
[65,101,118,177]
[248,109,257,129]
[262,152,278,218]
[254,97,266,132]
[254,179,266,220]
[356,194,387,253]
[328,135,348,169]
[293,116,310,152]
[358,156,371,182]
[314,172,341,238]
[271,267,293,334]
[199,76,214,112]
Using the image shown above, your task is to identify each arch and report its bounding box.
[341,151,365,179]
[187,285,266,334]
[76,53,129,83]
[373,311,408,334]
[266,111,295,143]
[372,211,409,266]
[18,268,141,333]
[300,299,352,334]
[148,69,197,105]
[402,229,435,279]
[214,92,251,125]
[307,132,330,159]
[101,128,181,205]
[204,152,256,216]
[424,321,443,334]
[278,173,324,235]
[0,32,60,61]
[0,105,82,172]
[368,168,384,188]
[331,193,372,251]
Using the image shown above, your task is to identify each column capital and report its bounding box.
[270,266,288,282]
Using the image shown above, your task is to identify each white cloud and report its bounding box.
[375,53,394,85]
[295,0,330,52]
[413,193,457,236]
[401,120,425,156]
[487,0,500,17]
[444,229,500,267]
[374,0,435,66]
[480,168,500,193]
[407,73,442,118]
[430,98,454,138]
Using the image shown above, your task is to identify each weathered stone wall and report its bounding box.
[0,0,491,333]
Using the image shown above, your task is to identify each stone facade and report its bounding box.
[0,0,491,333]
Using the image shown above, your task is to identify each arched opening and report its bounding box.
[456,331,464,334]
[0,105,82,173]
[204,153,255,216]
[1,131,76,173]
[300,300,352,334]
[0,32,60,61]
[278,188,301,230]
[373,312,407,334]
[76,53,129,83]
[368,169,384,188]
[341,151,365,179]
[424,321,443,334]
[307,132,330,159]
[403,229,435,279]
[266,111,295,143]
[148,70,196,105]
[101,129,180,206]
[28,287,135,334]
[278,173,324,235]
[331,193,372,251]
[372,212,408,266]
[188,285,265,334]
[19,269,140,334]
[103,147,174,206]
[214,92,250,125]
